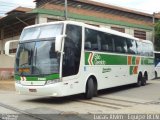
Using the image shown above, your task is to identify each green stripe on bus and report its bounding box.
[85,52,127,65]
[132,57,136,65]
[14,74,60,81]
[130,66,134,75]
[85,52,154,65]
[14,75,21,80]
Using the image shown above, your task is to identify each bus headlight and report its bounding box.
[45,79,61,85]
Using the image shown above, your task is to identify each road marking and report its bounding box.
[98,96,146,104]
[77,100,120,109]
[91,99,131,107]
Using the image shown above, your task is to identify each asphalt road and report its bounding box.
[0,79,160,119]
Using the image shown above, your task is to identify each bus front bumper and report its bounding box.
[15,82,65,97]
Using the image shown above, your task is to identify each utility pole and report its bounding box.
[65,0,68,20]
[152,12,155,45]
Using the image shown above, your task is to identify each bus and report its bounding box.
[154,51,160,78]
[5,21,155,99]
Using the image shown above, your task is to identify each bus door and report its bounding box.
[62,24,82,81]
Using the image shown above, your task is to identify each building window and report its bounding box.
[134,30,146,40]
[9,48,17,54]
[111,26,125,33]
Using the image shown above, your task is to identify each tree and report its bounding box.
[155,21,160,51]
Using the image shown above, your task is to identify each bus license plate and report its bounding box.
[29,89,37,92]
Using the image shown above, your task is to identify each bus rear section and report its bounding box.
[83,27,154,98]
[154,51,160,78]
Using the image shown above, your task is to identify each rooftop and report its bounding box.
[6,7,32,15]
[155,13,160,18]
[34,0,159,18]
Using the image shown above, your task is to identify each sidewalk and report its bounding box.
[0,79,15,91]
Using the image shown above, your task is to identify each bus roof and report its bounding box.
[24,20,152,44]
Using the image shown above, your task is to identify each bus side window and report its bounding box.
[85,28,101,51]
[148,44,154,57]
[142,42,149,56]
[85,42,91,50]
[113,36,127,53]
[136,41,142,56]
[101,33,114,52]
[85,28,94,50]
[144,43,154,57]
[126,39,137,54]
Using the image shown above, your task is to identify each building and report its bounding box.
[0,0,160,77]
[0,7,36,78]
[33,0,160,41]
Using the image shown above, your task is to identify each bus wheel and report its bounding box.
[142,73,147,86]
[93,82,98,97]
[136,73,142,87]
[155,71,157,79]
[85,78,94,99]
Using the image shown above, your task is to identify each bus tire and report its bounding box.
[91,76,98,97]
[155,71,157,79]
[142,73,147,86]
[85,78,94,99]
[136,73,142,87]
[141,77,146,86]
[93,82,98,97]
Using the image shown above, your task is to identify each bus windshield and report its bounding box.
[20,23,63,41]
[15,39,60,76]
[15,24,63,76]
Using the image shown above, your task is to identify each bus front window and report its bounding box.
[15,40,60,76]
[15,24,63,76]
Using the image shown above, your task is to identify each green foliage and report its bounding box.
[155,21,160,50]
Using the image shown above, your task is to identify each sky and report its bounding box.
[0,0,35,16]
[92,0,160,14]
[0,0,160,17]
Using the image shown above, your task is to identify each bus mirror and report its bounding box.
[5,40,19,57]
[55,35,66,53]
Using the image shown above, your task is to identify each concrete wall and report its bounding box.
[0,36,19,79]
[0,54,15,68]
[101,24,153,41]
[36,14,48,24]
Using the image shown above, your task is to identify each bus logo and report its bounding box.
[88,53,106,65]
[88,53,94,65]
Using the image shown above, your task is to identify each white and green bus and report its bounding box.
[154,51,160,78]
[5,21,154,99]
